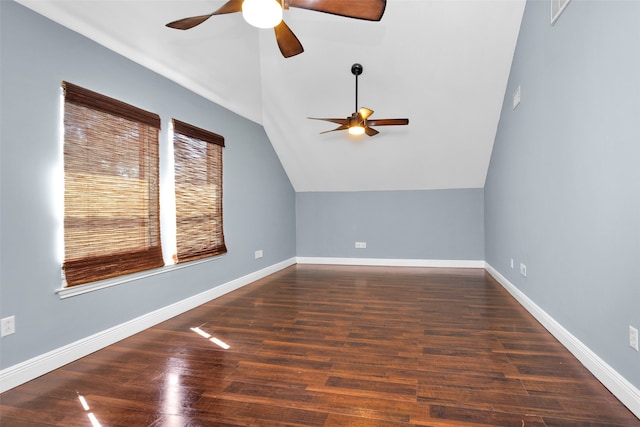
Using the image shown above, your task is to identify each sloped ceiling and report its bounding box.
[17,0,525,192]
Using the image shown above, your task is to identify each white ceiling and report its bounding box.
[18,0,525,192]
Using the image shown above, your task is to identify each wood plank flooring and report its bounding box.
[1,265,638,426]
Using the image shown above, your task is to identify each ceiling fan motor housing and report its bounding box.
[348,113,363,127]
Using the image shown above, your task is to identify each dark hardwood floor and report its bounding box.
[1,265,638,426]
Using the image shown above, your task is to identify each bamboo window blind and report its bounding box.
[62,81,164,287]
[172,119,227,263]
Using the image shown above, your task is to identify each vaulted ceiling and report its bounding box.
[17,0,525,192]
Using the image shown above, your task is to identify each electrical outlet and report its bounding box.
[510,258,514,269]
[630,326,639,351]
[519,263,527,277]
[254,250,263,259]
[1,316,15,337]
[355,242,366,249]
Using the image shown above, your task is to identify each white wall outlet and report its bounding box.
[513,85,521,109]
[630,326,639,351]
[1,316,15,337]
[254,250,263,259]
[355,242,367,249]
[519,263,527,277]
[510,258,514,269]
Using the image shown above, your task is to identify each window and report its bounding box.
[172,119,227,263]
[62,81,163,286]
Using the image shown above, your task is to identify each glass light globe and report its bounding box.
[348,125,365,136]
[242,0,283,29]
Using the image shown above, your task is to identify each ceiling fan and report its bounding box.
[165,0,387,58]
[309,63,409,137]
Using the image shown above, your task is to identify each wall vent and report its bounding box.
[551,0,571,25]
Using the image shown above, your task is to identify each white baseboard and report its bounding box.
[296,256,485,269]
[0,257,296,393]
[485,263,640,419]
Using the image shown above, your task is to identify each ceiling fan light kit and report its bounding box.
[348,124,365,136]
[165,0,387,58]
[242,0,283,29]
[309,63,409,137]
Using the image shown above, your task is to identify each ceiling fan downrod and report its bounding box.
[351,63,363,113]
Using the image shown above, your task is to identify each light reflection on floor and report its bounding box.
[76,393,103,427]
[155,326,232,425]
[163,372,181,414]
[190,326,231,349]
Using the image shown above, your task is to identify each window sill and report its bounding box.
[55,255,223,299]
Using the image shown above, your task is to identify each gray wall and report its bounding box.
[297,189,484,261]
[0,1,295,369]
[485,0,640,388]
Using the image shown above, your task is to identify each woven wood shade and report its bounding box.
[62,82,163,286]
[172,119,227,263]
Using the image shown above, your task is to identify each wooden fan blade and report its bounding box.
[308,117,348,125]
[166,0,243,30]
[288,0,386,21]
[365,126,379,137]
[365,118,409,126]
[320,124,349,134]
[274,21,304,58]
[359,107,374,120]
[166,14,215,30]
[213,0,245,14]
